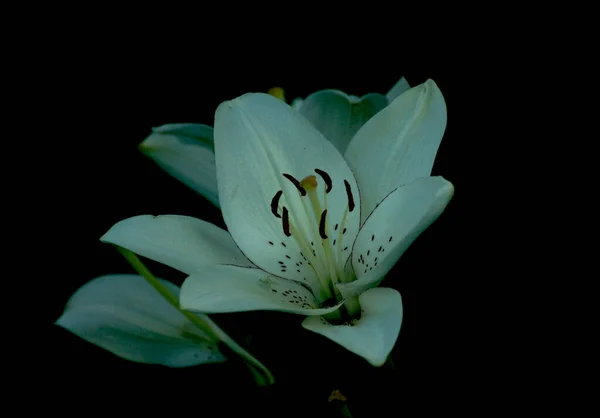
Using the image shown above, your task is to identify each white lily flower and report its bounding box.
[102,79,453,366]
[138,77,411,207]
[55,274,226,367]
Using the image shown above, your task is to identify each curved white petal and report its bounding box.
[298,90,388,154]
[339,177,453,297]
[180,264,343,315]
[214,93,361,294]
[302,287,402,366]
[151,123,214,141]
[345,79,447,220]
[140,123,219,207]
[100,215,252,275]
[386,77,411,102]
[55,274,225,367]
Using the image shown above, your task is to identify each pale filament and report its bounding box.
[274,170,354,303]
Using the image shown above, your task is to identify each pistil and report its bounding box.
[301,175,342,300]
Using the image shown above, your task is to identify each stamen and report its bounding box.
[300,175,318,190]
[283,173,306,196]
[343,180,355,212]
[283,206,330,296]
[270,190,283,218]
[319,210,328,239]
[282,207,291,237]
[314,169,332,193]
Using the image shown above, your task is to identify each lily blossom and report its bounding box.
[102,79,453,366]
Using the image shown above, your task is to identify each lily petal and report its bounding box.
[139,123,219,207]
[298,90,388,154]
[214,93,361,293]
[291,97,304,110]
[340,176,453,297]
[386,76,411,102]
[100,215,252,275]
[180,264,343,315]
[345,79,447,220]
[302,287,402,366]
[55,274,225,367]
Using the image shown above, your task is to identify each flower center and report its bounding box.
[269,169,356,303]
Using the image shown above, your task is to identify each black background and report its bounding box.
[40,60,466,417]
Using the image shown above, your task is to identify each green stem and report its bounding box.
[117,246,274,385]
[337,404,354,418]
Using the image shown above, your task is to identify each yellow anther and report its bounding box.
[300,175,318,190]
[268,87,286,102]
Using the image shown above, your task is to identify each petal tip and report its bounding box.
[438,178,455,198]
[138,138,154,153]
[367,356,387,367]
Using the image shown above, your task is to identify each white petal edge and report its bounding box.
[386,77,411,102]
[298,90,388,154]
[340,176,454,298]
[55,274,225,367]
[291,97,304,110]
[100,215,253,275]
[140,123,220,207]
[180,264,344,316]
[214,93,361,294]
[345,79,447,220]
[302,287,403,366]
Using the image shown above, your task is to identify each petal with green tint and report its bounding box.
[386,76,411,102]
[214,93,361,292]
[140,123,219,207]
[338,176,453,298]
[345,79,447,220]
[302,287,403,366]
[55,274,225,367]
[298,90,388,154]
[180,264,343,315]
[100,215,252,275]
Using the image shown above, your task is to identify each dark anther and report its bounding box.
[270,190,283,218]
[319,210,328,239]
[282,207,291,237]
[283,173,306,196]
[344,180,355,212]
[314,169,332,193]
